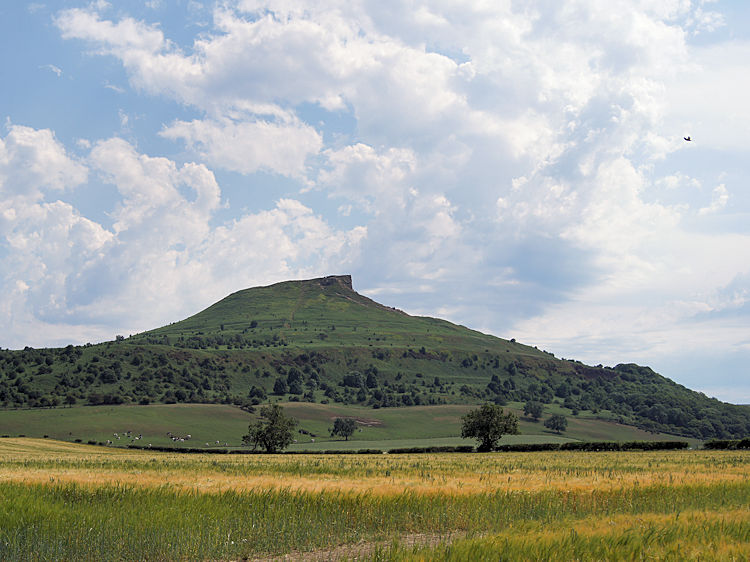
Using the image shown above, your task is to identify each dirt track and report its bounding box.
[250,532,464,561]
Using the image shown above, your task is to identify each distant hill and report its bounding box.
[0,275,748,440]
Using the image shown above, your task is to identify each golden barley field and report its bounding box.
[0,438,748,560]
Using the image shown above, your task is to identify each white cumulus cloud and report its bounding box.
[0,126,366,347]
[161,115,322,178]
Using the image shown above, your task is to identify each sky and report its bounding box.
[1,1,749,404]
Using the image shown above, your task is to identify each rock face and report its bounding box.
[318,275,353,290]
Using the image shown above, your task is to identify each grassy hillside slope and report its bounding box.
[137,275,542,355]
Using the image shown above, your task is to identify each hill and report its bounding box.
[0,275,748,440]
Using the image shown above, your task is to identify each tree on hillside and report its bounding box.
[523,400,544,421]
[273,377,288,395]
[242,404,297,453]
[330,417,358,440]
[288,379,304,395]
[544,414,568,434]
[461,403,519,452]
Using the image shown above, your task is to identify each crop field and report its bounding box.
[0,438,747,560]
[0,402,691,450]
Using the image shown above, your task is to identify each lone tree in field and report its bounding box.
[330,417,358,440]
[544,414,568,434]
[523,400,544,421]
[242,404,298,453]
[461,403,519,452]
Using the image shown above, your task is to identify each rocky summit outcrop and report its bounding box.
[318,275,353,290]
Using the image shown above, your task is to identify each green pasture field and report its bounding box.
[0,403,251,447]
[0,402,691,450]
[0,439,747,560]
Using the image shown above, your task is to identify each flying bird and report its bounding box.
[684,136,692,141]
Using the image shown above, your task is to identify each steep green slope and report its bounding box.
[0,275,748,440]
[135,275,543,356]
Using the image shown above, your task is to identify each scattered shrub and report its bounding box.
[703,438,750,450]
[497,441,689,452]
